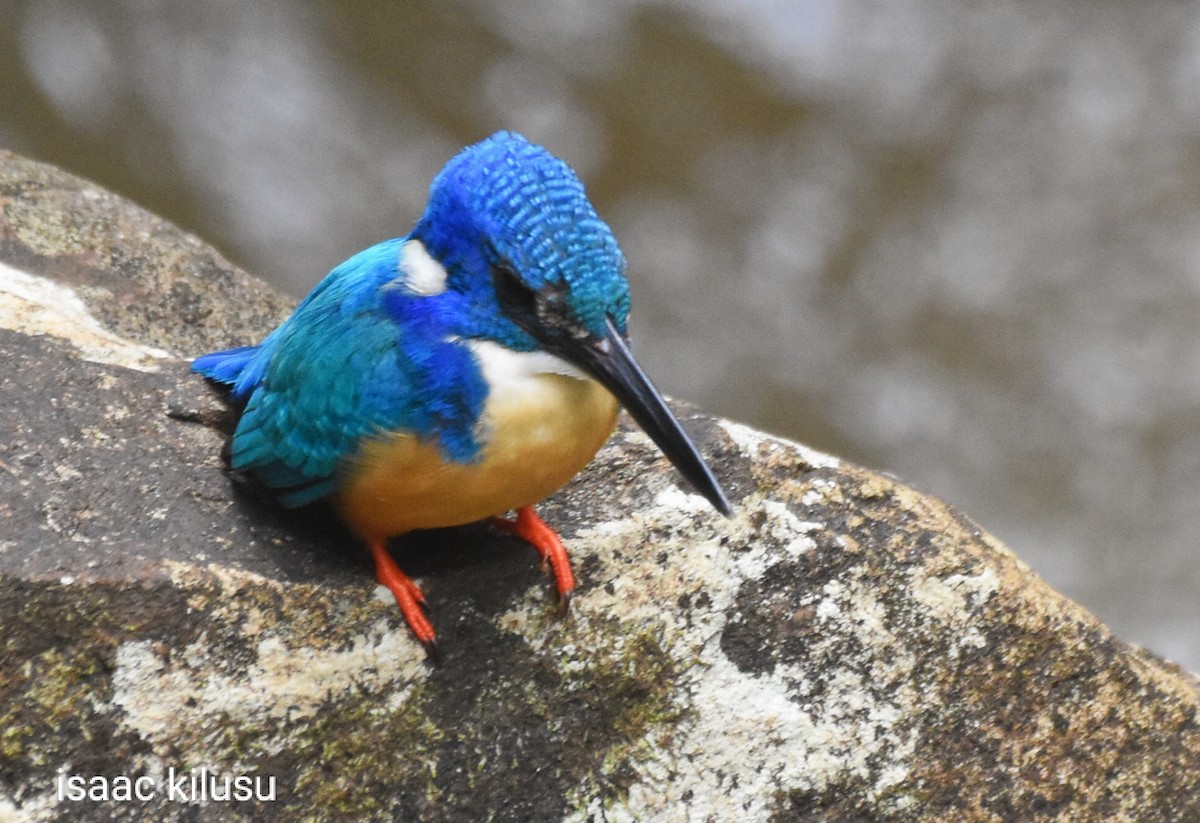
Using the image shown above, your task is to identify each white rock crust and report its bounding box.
[0,262,170,371]
[107,564,425,756]
[492,426,997,821]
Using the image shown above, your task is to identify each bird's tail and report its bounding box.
[192,345,267,400]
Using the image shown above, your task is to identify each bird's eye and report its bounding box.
[490,261,539,326]
[535,280,571,325]
[490,261,578,337]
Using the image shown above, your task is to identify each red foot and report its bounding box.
[368,540,439,662]
[490,506,575,614]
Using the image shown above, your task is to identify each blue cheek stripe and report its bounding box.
[382,288,487,463]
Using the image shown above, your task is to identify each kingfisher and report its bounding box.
[193,131,731,658]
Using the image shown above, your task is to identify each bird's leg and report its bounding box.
[489,506,575,614]
[368,540,439,661]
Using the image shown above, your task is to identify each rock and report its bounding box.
[1,150,1198,823]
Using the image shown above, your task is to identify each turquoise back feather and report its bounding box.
[194,239,487,507]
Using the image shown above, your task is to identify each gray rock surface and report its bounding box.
[2,150,1198,822]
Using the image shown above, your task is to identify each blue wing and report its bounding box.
[193,238,487,507]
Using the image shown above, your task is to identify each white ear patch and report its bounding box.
[399,239,448,295]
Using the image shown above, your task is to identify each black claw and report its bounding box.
[557,590,573,617]
[423,638,442,666]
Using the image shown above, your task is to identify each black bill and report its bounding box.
[547,316,733,517]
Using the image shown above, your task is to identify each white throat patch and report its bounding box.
[469,340,590,385]
[398,239,448,296]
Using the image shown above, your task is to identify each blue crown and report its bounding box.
[413,132,630,341]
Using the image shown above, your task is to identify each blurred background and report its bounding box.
[3,1,1199,670]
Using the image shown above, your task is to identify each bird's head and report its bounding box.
[413,131,630,347]
[410,131,731,516]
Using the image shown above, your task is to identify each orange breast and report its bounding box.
[334,344,618,542]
